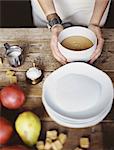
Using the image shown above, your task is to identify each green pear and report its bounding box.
[15,111,41,146]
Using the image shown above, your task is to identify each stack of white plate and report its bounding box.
[42,62,114,128]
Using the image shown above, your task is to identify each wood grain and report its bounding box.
[0,28,114,72]
[0,28,114,150]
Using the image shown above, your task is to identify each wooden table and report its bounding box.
[0,28,114,150]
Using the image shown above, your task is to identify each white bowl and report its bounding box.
[58,26,97,62]
[42,62,113,127]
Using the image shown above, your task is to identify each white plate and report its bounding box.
[43,95,113,123]
[43,96,112,128]
[43,62,113,121]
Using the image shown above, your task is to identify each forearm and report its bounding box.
[90,0,109,25]
[38,0,56,16]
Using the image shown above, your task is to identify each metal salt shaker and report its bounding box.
[4,43,24,67]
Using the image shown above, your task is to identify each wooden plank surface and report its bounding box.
[0,28,114,150]
[0,28,114,72]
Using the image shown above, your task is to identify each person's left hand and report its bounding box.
[88,24,104,64]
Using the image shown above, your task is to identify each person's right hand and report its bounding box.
[50,24,67,64]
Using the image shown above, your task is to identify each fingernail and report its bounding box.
[63,61,67,65]
[89,61,93,64]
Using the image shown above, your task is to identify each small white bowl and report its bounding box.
[26,67,43,85]
[58,26,97,62]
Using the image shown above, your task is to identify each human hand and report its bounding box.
[50,24,67,64]
[88,24,104,64]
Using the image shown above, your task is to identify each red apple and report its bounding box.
[0,117,13,144]
[0,84,25,109]
[0,145,29,150]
